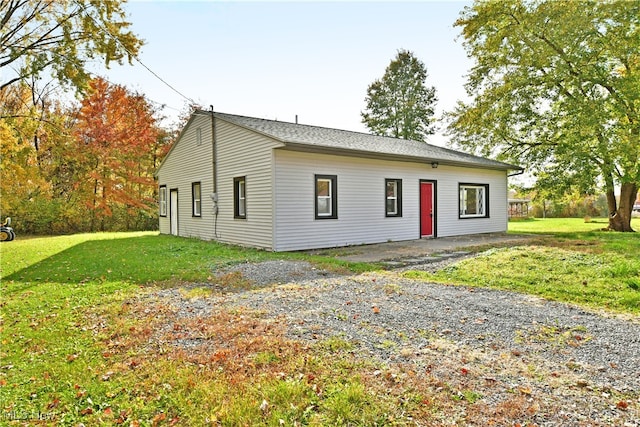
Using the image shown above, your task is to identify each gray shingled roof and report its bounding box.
[214,111,521,171]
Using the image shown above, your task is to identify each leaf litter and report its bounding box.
[118,260,639,426]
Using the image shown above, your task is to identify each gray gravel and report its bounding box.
[214,262,639,391]
[148,259,640,426]
[219,259,340,286]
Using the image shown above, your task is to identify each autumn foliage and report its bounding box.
[74,78,161,231]
[0,78,171,233]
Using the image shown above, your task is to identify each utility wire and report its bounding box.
[129,57,196,106]
[75,1,197,106]
[80,71,185,122]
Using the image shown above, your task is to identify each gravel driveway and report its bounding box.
[150,260,640,426]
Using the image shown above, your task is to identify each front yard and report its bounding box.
[1,219,638,425]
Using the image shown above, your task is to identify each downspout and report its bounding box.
[210,105,219,237]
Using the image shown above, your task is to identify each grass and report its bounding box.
[507,216,616,233]
[2,221,639,425]
[1,232,375,286]
[1,232,428,426]
[405,217,640,314]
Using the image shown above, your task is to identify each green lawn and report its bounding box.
[405,217,640,314]
[0,233,410,426]
[2,222,639,425]
[508,216,640,234]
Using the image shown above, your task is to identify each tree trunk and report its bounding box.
[608,182,637,232]
[91,178,98,232]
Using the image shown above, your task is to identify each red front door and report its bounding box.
[420,182,434,237]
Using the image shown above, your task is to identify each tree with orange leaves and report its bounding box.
[74,77,162,231]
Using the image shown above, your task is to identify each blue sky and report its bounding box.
[101,1,473,145]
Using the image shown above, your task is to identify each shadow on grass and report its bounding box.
[3,234,376,296]
[3,235,285,294]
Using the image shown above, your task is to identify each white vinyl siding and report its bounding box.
[214,119,282,249]
[156,114,214,238]
[437,171,507,237]
[158,113,509,250]
[273,150,508,251]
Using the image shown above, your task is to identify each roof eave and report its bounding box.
[278,143,520,171]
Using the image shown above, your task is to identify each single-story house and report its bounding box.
[155,110,522,251]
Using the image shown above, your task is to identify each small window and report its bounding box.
[315,175,337,219]
[192,182,201,217]
[385,179,402,217]
[159,185,167,217]
[459,183,489,218]
[234,177,246,219]
[196,127,202,145]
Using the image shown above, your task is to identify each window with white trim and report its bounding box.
[315,175,337,219]
[385,179,402,217]
[234,177,246,219]
[192,182,201,217]
[459,183,489,218]
[159,185,167,217]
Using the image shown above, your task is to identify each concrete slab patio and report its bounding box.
[312,232,539,263]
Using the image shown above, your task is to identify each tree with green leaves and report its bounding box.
[448,0,639,232]
[0,0,143,93]
[361,49,438,142]
[0,82,80,233]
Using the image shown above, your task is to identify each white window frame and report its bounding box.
[192,182,201,217]
[234,177,246,219]
[459,183,489,218]
[315,175,337,219]
[159,185,167,217]
[385,178,402,217]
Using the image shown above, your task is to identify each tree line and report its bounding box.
[1,77,173,234]
[2,0,638,234]
[1,0,168,234]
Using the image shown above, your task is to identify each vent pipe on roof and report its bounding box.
[295,115,298,124]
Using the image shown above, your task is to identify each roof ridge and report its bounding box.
[204,110,520,171]
[212,111,446,147]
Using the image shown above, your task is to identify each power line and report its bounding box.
[75,1,197,106]
[77,71,185,119]
[129,57,196,106]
